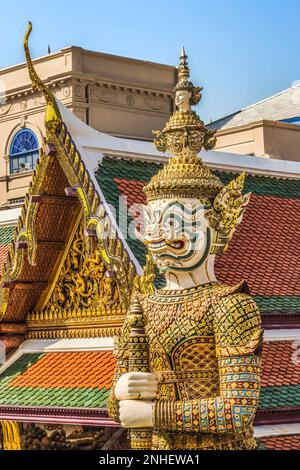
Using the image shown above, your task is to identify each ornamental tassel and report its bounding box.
[128,298,152,450]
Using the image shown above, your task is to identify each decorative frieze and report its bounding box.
[91,84,171,114]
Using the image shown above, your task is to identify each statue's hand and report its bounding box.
[119,400,154,428]
[115,372,157,401]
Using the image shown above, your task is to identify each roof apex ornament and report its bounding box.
[24,21,62,133]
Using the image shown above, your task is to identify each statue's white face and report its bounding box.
[175,90,191,112]
[141,198,213,274]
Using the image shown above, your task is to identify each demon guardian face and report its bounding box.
[138,198,214,274]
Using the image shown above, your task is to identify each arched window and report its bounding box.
[10,129,39,174]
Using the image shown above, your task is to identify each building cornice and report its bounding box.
[0,45,175,76]
[3,77,173,101]
[63,45,175,71]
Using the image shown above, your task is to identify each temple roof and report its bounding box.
[0,352,114,408]
[97,155,300,327]
[208,83,300,130]
[0,339,116,426]
[259,341,300,424]
[0,337,298,428]
[259,434,300,450]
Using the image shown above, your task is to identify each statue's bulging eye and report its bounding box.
[165,217,179,230]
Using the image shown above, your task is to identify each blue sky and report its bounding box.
[1,0,300,122]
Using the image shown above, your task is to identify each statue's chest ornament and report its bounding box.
[144,284,216,339]
[144,287,220,400]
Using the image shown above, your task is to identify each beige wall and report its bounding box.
[214,120,300,161]
[0,46,176,207]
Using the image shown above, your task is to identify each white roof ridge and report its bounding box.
[56,98,300,179]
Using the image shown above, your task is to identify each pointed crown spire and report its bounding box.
[144,48,221,202]
[174,47,202,106]
[178,46,190,81]
[143,49,250,255]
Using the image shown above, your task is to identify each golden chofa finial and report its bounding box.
[24,21,62,133]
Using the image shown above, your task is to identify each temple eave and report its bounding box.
[0,405,119,427]
[255,408,300,426]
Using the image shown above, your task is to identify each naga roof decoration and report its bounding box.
[24,22,139,311]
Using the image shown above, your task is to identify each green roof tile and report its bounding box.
[216,171,300,199]
[0,225,15,246]
[0,353,113,409]
[259,384,300,409]
[255,296,300,312]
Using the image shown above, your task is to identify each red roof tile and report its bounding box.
[216,195,300,296]
[114,176,300,298]
[260,434,300,450]
[261,341,300,387]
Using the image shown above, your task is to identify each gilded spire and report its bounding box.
[174,47,202,106]
[178,46,190,82]
[144,49,220,201]
[24,22,62,132]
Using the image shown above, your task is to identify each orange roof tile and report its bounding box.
[11,351,116,390]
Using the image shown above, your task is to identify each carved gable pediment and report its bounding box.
[27,219,126,339]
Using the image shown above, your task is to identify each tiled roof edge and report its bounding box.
[102,150,300,181]
[0,405,118,427]
[256,407,300,426]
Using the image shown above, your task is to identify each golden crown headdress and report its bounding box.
[144,47,221,202]
[144,49,251,253]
